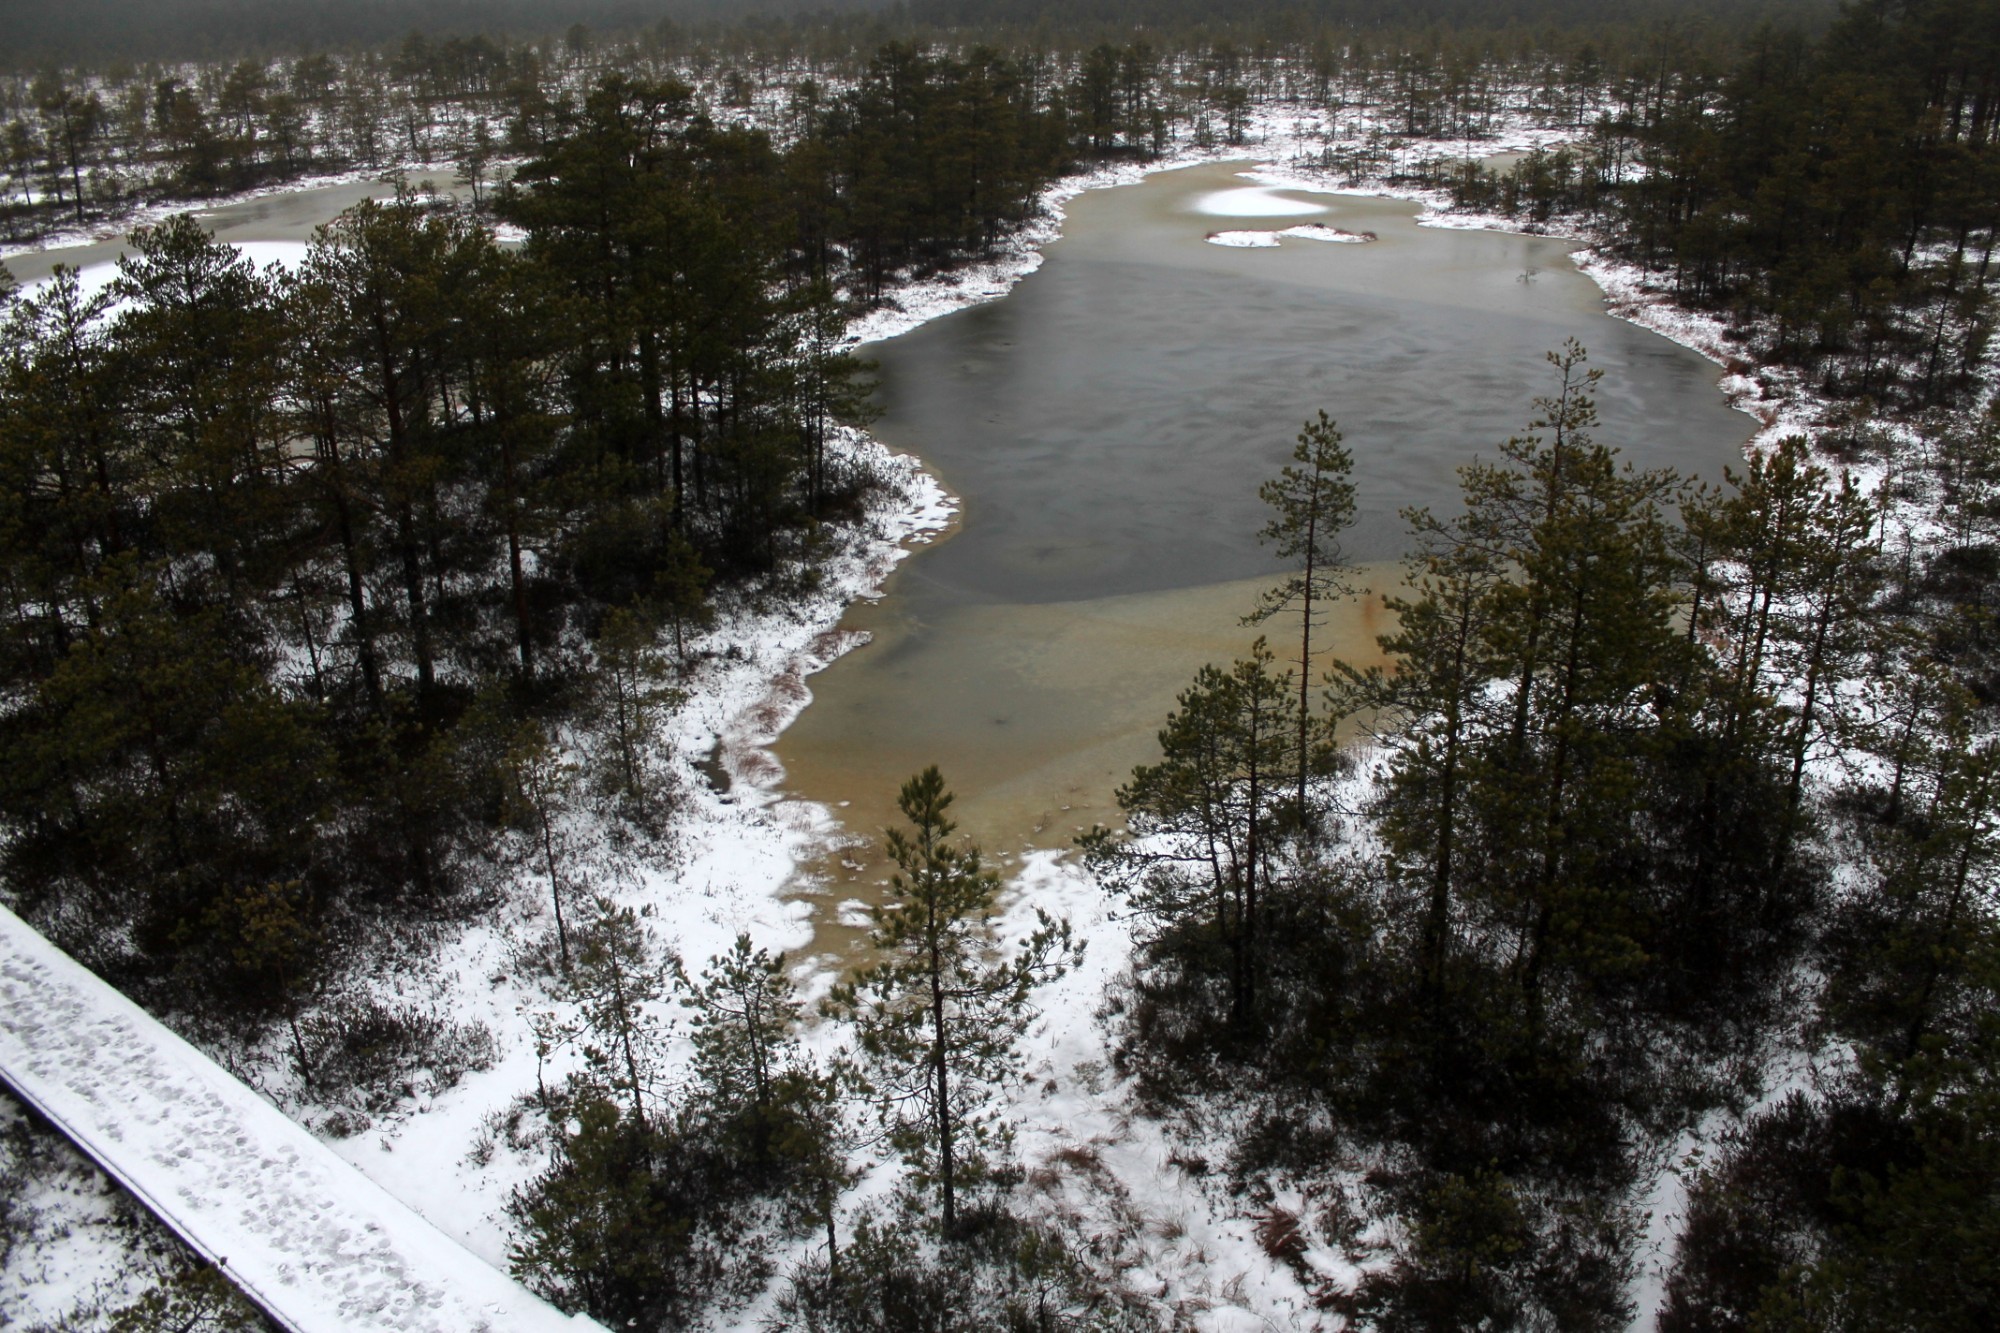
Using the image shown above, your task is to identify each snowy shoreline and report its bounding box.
[659,107,1802,1328]
[0,162,463,263]
[3,97,1831,1331]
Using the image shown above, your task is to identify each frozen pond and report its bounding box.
[1,178,395,289]
[0,162,1757,959]
[857,161,1744,602]
[776,161,1755,944]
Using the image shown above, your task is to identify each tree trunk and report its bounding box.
[929,897,955,1236]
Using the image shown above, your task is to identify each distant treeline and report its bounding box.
[7,0,1846,68]
[1438,0,1999,411]
[909,0,1844,38]
[2,0,873,65]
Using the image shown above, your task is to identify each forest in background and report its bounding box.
[5,0,1844,66]
[0,0,1852,250]
[0,0,1996,1329]
[2,1,876,66]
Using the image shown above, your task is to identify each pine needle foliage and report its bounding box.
[825,766,1077,1237]
[1245,410,1357,819]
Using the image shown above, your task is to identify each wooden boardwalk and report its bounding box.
[0,904,605,1333]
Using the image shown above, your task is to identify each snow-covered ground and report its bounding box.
[261,429,961,1288]
[296,98,1606,1328]
[3,78,1880,1331]
[0,1089,197,1329]
[621,101,1644,1329]
[732,94,1902,1331]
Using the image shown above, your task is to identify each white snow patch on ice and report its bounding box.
[1205,223,1372,249]
[230,239,311,270]
[1190,185,1330,217]
[1280,223,1372,243]
[1206,230,1283,247]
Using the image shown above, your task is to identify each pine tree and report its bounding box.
[1245,410,1356,822]
[824,767,1075,1237]
[681,933,803,1169]
[0,563,331,991]
[1344,343,1693,1040]
[454,239,561,684]
[552,898,674,1134]
[1336,530,1504,995]
[0,265,132,675]
[1458,344,1684,1029]
[507,1095,687,1326]
[589,608,683,821]
[106,1261,264,1333]
[1088,639,1298,1033]
[787,278,877,521]
[1827,689,2000,1079]
[680,933,852,1273]
[110,215,292,611]
[292,197,474,707]
[651,530,712,669]
[501,723,579,974]
[1688,435,1880,880]
[201,877,321,1083]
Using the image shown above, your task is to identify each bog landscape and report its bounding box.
[0,1,1995,1329]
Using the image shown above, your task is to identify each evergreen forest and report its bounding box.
[0,0,1996,1329]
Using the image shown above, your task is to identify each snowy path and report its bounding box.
[0,905,605,1333]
